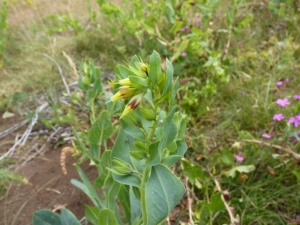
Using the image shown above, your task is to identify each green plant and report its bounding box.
[0,0,8,68]
[33,51,187,225]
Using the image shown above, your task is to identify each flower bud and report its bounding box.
[138,62,148,73]
[121,111,142,128]
[110,158,133,175]
[139,107,156,120]
[110,87,137,102]
[121,93,143,118]
[118,78,132,86]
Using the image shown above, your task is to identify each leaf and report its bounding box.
[120,119,145,141]
[206,193,225,213]
[60,208,80,225]
[143,164,185,225]
[129,75,148,92]
[72,166,105,208]
[130,187,142,224]
[2,111,14,119]
[171,39,190,62]
[88,77,103,100]
[225,165,256,178]
[182,159,208,185]
[98,208,119,225]
[32,209,61,225]
[89,110,113,145]
[85,205,101,225]
[148,50,162,86]
[162,58,173,96]
[238,130,254,140]
[116,64,134,79]
[111,128,143,187]
[129,55,140,70]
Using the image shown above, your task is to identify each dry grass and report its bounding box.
[0,0,92,95]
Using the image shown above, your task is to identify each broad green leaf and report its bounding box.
[220,149,235,165]
[112,173,141,188]
[118,186,131,222]
[148,50,162,86]
[88,77,102,100]
[164,0,175,24]
[120,119,145,141]
[143,164,185,225]
[89,110,113,145]
[60,208,80,225]
[225,165,256,178]
[146,142,161,166]
[162,58,173,96]
[163,155,182,167]
[129,55,140,70]
[169,78,179,109]
[143,89,154,109]
[85,205,101,225]
[111,128,143,186]
[182,159,208,185]
[163,140,187,167]
[78,72,90,91]
[206,193,225,213]
[95,150,111,188]
[157,108,177,152]
[32,209,61,225]
[72,166,104,208]
[147,107,177,166]
[98,209,119,225]
[129,76,148,92]
[116,64,134,79]
[130,187,142,224]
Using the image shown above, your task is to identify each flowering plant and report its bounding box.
[32,51,187,225]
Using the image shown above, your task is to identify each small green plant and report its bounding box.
[0,0,8,68]
[46,14,83,34]
[33,51,187,224]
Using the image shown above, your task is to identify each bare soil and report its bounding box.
[0,113,98,225]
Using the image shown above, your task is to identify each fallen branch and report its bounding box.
[185,176,194,225]
[0,102,48,161]
[0,119,29,139]
[237,139,300,160]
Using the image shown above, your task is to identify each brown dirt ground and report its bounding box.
[0,113,98,225]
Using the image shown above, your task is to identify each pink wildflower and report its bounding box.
[235,155,244,162]
[262,133,271,139]
[293,95,300,100]
[288,116,300,128]
[276,81,283,87]
[273,113,284,121]
[181,52,187,57]
[276,98,290,107]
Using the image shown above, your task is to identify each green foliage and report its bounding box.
[47,14,83,34]
[0,0,8,68]
[32,208,80,225]
[33,52,187,224]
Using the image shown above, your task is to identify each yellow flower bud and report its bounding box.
[118,78,132,86]
[110,87,137,102]
[121,93,143,118]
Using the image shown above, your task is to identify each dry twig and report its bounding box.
[208,169,240,225]
[43,53,70,95]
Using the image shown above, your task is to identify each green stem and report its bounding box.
[90,99,96,123]
[141,166,150,224]
[146,104,158,146]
